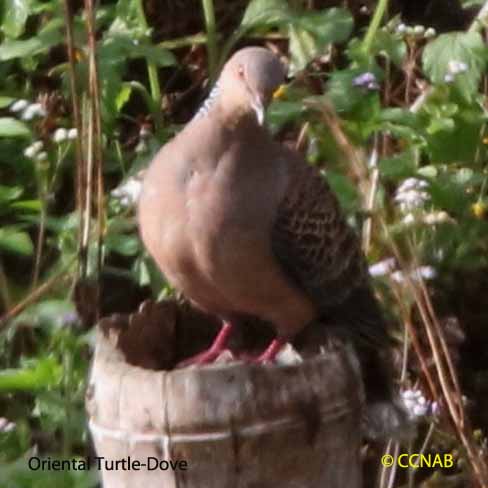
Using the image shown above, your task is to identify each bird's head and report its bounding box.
[218,47,286,125]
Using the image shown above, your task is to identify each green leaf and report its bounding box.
[417,165,438,178]
[267,100,304,130]
[370,29,407,68]
[10,199,41,211]
[0,96,15,108]
[21,299,76,328]
[379,108,420,127]
[423,32,486,101]
[294,8,353,45]
[0,118,31,137]
[105,233,140,256]
[0,357,62,392]
[289,8,353,74]
[130,42,176,66]
[241,0,290,28]
[325,169,359,212]
[0,227,33,255]
[1,0,30,38]
[102,36,176,66]
[289,24,318,74]
[0,19,63,60]
[0,185,23,203]
[115,83,132,111]
[110,0,147,36]
[379,150,417,179]
[453,167,474,185]
[427,117,455,134]
[425,114,482,163]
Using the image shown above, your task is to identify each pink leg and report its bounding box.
[178,321,233,367]
[249,337,286,363]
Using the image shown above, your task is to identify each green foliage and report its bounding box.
[0,118,31,137]
[232,0,352,74]
[1,0,488,485]
[241,0,290,27]
[423,32,487,101]
[1,0,31,38]
[288,8,353,74]
[0,227,33,256]
[0,357,62,392]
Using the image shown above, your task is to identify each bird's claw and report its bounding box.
[177,348,233,368]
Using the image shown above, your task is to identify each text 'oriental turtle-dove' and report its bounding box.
[138,47,407,435]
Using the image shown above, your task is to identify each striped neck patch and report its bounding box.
[194,82,220,119]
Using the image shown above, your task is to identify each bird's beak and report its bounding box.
[251,96,265,125]
[272,84,287,100]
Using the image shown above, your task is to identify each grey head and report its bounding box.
[198,47,286,124]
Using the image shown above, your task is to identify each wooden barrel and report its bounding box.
[86,300,364,487]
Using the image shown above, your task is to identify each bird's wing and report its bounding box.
[272,155,389,347]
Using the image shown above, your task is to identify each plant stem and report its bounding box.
[0,258,75,330]
[0,258,11,310]
[202,0,218,82]
[62,351,73,456]
[32,161,49,290]
[63,0,86,279]
[134,0,163,130]
[362,0,389,55]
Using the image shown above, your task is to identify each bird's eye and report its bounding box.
[237,65,245,78]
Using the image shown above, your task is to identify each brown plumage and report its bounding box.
[138,48,405,432]
[272,157,366,308]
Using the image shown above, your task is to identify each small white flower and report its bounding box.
[396,23,407,34]
[0,417,16,433]
[412,266,436,280]
[67,128,78,140]
[369,258,396,277]
[402,213,416,225]
[391,266,437,283]
[444,73,455,83]
[139,126,152,139]
[395,191,430,213]
[430,401,440,416]
[397,177,428,194]
[448,60,468,75]
[53,128,69,143]
[401,389,431,419]
[135,140,147,154]
[401,389,419,400]
[413,25,425,36]
[413,403,429,417]
[21,103,47,120]
[424,27,436,38]
[35,151,48,162]
[396,189,430,204]
[112,175,144,207]
[423,211,452,225]
[395,178,430,213]
[23,141,44,158]
[10,99,29,112]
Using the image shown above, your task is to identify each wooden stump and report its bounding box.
[86,300,364,487]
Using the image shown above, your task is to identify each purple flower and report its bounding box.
[352,72,379,90]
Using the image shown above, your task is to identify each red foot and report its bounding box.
[178,322,233,368]
[242,338,286,364]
